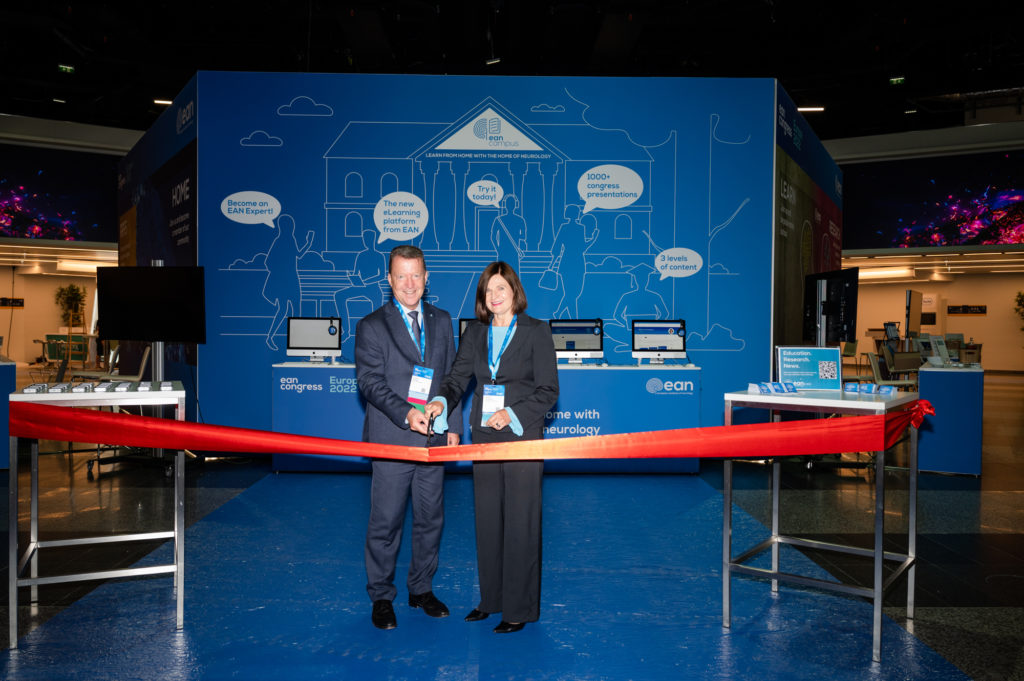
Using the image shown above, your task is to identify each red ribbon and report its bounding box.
[910,399,935,428]
[8,399,930,463]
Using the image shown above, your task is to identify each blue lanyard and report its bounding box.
[487,315,517,383]
[394,300,425,362]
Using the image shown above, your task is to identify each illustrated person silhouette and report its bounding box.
[354,245,462,631]
[263,214,314,350]
[551,204,599,319]
[606,262,670,354]
[489,194,527,273]
[334,229,387,343]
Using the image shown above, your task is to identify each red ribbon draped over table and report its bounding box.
[8,400,934,463]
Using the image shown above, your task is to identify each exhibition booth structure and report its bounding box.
[117,72,841,472]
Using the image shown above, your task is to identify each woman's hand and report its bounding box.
[486,408,511,431]
[424,401,444,420]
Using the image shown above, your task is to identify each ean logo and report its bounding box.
[176,100,195,134]
[646,377,695,394]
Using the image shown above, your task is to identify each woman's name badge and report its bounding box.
[407,365,434,412]
[481,384,506,426]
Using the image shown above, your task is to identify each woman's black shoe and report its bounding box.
[464,608,490,622]
[493,621,525,633]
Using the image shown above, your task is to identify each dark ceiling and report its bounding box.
[3,1,1024,140]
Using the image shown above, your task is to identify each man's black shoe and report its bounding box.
[408,591,450,618]
[372,599,397,629]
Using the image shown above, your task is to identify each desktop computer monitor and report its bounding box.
[944,332,964,361]
[549,319,603,362]
[286,317,342,361]
[458,318,476,344]
[631,319,686,363]
[914,336,934,359]
[930,334,951,365]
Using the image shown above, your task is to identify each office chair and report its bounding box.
[867,353,916,390]
[70,346,120,382]
[75,345,177,478]
[72,345,149,383]
[840,340,860,380]
[29,353,70,383]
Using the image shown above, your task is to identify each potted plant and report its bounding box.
[55,284,86,328]
[1016,291,1024,332]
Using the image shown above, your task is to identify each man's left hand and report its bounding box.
[408,407,430,435]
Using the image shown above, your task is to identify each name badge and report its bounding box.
[481,384,506,427]
[407,365,434,412]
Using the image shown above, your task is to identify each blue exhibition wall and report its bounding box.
[128,72,785,442]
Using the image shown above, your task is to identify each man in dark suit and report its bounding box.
[354,244,461,630]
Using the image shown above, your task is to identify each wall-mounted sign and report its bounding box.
[947,305,987,315]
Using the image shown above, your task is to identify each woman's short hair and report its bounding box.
[475,261,528,322]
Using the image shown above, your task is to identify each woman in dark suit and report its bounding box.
[425,261,559,633]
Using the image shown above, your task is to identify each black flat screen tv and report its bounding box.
[802,267,858,345]
[97,266,206,343]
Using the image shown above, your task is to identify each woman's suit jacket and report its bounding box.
[438,313,558,443]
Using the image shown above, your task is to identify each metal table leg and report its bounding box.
[723,459,733,628]
[30,441,39,606]
[872,447,886,663]
[175,448,185,629]
[722,401,733,628]
[771,460,780,593]
[8,436,17,649]
[908,426,918,621]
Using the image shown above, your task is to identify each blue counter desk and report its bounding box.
[271,362,701,473]
[0,362,13,470]
[917,365,984,475]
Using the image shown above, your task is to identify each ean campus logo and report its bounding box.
[473,117,501,139]
[646,377,695,394]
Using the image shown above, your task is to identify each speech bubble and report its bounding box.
[373,191,429,244]
[655,247,703,280]
[577,164,643,213]
[466,180,504,207]
[221,191,281,228]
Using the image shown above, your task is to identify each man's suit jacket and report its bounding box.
[355,301,462,447]
[437,314,558,443]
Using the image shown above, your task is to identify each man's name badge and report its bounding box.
[407,365,434,412]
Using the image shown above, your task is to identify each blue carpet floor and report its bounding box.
[0,473,969,680]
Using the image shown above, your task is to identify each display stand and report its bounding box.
[7,381,187,648]
[721,389,920,662]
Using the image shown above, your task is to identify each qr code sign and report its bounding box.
[818,360,838,380]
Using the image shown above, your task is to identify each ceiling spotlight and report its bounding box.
[154,99,173,106]
[797,106,824,113]
[485,57,501,66]
[889,76,905,86]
